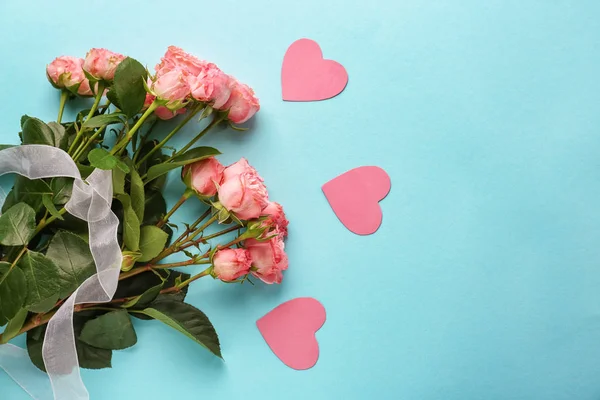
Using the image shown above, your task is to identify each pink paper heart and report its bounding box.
[257,298,326,370]
[322,166,391,235]
[282,38,348,101]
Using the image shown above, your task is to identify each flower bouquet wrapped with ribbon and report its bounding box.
[0,46,289,399]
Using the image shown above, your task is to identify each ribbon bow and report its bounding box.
[0,145,121,399]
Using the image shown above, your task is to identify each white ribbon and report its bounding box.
[0,145,121,399]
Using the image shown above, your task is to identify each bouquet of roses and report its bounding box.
[0,46,288,395]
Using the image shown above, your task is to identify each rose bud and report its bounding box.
[217,158,268,220]
[83,48,125,81]
[189,67,232,109]
[212,248,252,282]
[182,157,225,197]
[246,235,288,284]
[46,56,92,96]
[221,79,260,124]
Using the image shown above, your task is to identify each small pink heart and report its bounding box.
[257,298,326,370]
[282,38,348,101]
[322,166,391,235]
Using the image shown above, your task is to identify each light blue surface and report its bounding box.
[1,0,600,399]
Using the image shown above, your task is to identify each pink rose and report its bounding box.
[222,79,260,124]
[143,92,155,110]
[46,56,92,96]
[156,46,215,77]
[189,67,232,109]
[261,201,289,238]
[246,236,288,284]
[182,157,224,197]
[83,48,125,81]
[212,248,252,282]
[218,158,269,220]
[152,69,190,106]
[155,106,186,120]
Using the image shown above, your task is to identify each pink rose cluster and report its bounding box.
[46,48,126,96]
[184,157,289,284]
[145,46,260,124]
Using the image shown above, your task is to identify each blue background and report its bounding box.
[2,0,600,399]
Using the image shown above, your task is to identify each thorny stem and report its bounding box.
[73,125,106,161]
[111,101,159,155]
[156,189,194,229]
[136,105,204,168]
[168,115,224,160]
[69,82,104,154]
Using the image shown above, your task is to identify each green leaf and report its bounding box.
[137,300,221,358]
[88,148,130,173]
[143,190,166,225]
[107,58,148,118]
[138,226,168,262]
[12,176,53,211]
[47,122,69,150]
[0,203,36,246]
[27,326,46,371]
[112,168,126,195]
[21,117,61,147]
[1,308,28,343]
[80,310,137,350]
[42,194,64,221]
[129,166,145,221]
[145,147,221,182]
[82,113,125,129]
[20,115,30,129]
[77,339,113,369]
[123,281,163,309]
[50,177,73,205]
[45,231,96,298]
[117,195,140,251]
[0,261,27,320]
[28,322,113,372]
[18,251,62,308]
[27,293,59,313]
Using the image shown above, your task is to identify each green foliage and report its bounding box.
[21,117,68,149]
[88,148,130,172]
[0,261,27,321]
[0,203,36,246]
[42,194,64,221]
[138,226,169,262]
[45,231,96,298]
[82,113,125,129]
[1,308,28,343]
[18,251,62,308]
[80,310,137,350]
[145,147,221,182]
[122,282,162,308]
[129,166,145,221]
[50,177,73,204]
[3,176,53,212]
[106,58,148,118]
[136,300,221,358]
[28,317,114,372]
[143,190,167,225]
[117,194,141,251]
